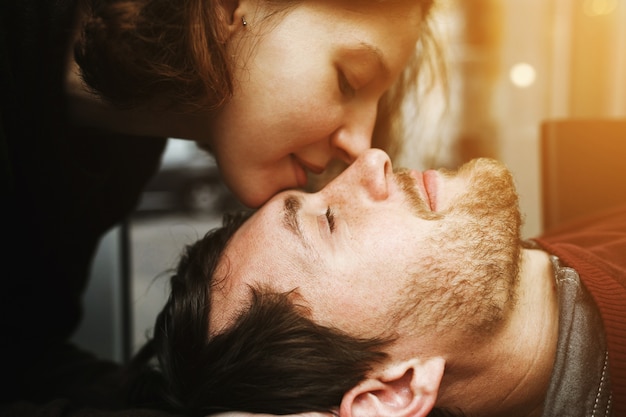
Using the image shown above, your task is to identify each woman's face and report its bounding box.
[209,0,424,207]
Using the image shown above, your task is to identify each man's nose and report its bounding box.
[330,102,377,164]
[351,148,391,201]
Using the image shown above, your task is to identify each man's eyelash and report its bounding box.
[325,207,336,233]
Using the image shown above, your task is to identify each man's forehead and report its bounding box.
[209,198,318,332]
[209,208,273,331]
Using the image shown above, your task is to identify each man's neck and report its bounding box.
[437,248,559,417]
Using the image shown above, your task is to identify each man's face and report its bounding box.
[210,149,522,349]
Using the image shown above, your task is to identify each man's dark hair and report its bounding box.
[128,212,464,417]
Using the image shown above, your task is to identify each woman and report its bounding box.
[0,0,438,414]
[70,0,438,207]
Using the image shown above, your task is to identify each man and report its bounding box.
[140,149,625,417]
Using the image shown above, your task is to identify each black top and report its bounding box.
[1,0,169,414]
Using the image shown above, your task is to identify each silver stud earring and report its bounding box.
[242,16,247,27]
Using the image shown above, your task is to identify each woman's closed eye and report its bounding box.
[337,69,356,98]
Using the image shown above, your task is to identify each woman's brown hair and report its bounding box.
[75,0,440,159]
[75,0,238,111]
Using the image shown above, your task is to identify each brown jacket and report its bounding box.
[534,204,626,416]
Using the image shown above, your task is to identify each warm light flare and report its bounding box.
[583,0,618,16]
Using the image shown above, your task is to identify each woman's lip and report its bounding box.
[292,155,309,188]
[292,155,326,188]
[293,155,325,175]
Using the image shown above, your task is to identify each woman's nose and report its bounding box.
[330,102,377,164]
[350,148,392,201]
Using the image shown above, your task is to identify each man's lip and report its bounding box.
[423,170,438,211]
[409,169,437,211]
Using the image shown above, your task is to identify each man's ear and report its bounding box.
[339,357,445,417]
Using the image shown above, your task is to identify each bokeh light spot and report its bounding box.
[509,63,536,88]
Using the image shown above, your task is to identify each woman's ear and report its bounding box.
[216,0,250,40]
[339,357,445,417]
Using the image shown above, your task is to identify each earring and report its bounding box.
[241,16,247,27]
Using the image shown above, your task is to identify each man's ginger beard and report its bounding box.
[394,158,523,337]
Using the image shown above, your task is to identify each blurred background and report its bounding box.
[72,0,626,363]
[402,0,626,238]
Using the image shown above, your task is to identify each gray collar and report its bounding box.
[541,255,612,417]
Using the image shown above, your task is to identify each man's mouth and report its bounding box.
[408,169,437,211]
[423,170,438,211]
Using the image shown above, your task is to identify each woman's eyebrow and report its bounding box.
[346,42,391,78]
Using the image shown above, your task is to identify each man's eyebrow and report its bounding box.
[283,194,305,243]
[281,194,320,260]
